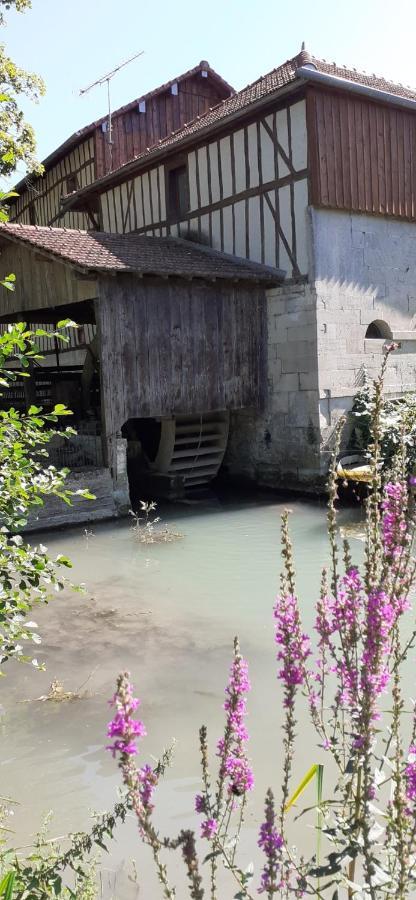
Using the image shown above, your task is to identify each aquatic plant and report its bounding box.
[130,500,183,544]
[0,800,131,898]
[106,344,416,898]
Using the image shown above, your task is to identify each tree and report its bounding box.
[0,1,31,26]
[0,322,95,668]
[0,0,44,178]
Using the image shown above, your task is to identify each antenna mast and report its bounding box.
[80,50,144,172]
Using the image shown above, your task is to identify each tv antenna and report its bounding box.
[79,50,144,172]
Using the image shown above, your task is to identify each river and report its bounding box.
[0,492,365,897]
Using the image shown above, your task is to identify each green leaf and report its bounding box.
[52,403,72,416]
[285,763,320,812]
[57,318,78,329]
[0,871,15,899]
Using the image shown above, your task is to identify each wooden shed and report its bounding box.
[0,223,283,499]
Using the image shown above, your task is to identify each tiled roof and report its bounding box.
[0,223,284,284]
[13,61,234,193]
[66,49,416,201]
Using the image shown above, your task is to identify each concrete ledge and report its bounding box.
[25,467,122,532]
[392,330,416,341]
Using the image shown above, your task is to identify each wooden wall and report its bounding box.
[0,242,97,317]
[10,138,94,230]
[95,73,230,178]
[9,72,229,230]
[96,274,266,440]
[101,98,309,276]
[307,87,416,220]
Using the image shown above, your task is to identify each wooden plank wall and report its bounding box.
[307,87,416,220]
[0,242,97,317]
[100,98,309,276]
[96,274,266,441]
[10,138,95,229]
[95,74,228,178]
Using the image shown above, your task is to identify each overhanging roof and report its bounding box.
[63,47,416,208]
[0,223,285,285]
[12,61,234,195]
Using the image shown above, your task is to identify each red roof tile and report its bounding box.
[13,61,234,193]
[66,49,416,202]
[0,223,284,284]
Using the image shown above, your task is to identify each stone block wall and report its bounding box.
[224,281,322,489]
[311,208,416,469]
[226,207,416,491]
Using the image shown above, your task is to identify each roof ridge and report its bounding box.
[82,53,301,183]
[310,53,416,97]
[76,60,235,137]
[12,61,235,194]
[155,53,300,142]
[65,47,416,197]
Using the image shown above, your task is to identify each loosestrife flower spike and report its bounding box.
[258,788,283,894]
[217,637,254,797]
[107,672,146,758]
[107,673,158,822]
[274,592,311,704]
[200,818,217,840]
[405,745,416,807]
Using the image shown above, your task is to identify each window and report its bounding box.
[66,173,79,194]
[167,164,189,219]
[365,320,393,340]
[28,201,36,225]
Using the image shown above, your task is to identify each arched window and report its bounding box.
[365,320,393,340]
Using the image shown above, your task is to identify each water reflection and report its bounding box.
[0,493,363,897]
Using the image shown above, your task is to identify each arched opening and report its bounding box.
[365,320,393,340]
[121,418,161,505]
[121,412,230,503]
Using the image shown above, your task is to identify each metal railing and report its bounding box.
[47,432,103,470]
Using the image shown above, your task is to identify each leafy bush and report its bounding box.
[349,365,416,475]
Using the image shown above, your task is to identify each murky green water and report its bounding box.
[0,493,364,897]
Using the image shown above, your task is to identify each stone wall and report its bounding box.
[25,440,130,532]
[225,207,416,490]
[224,280,322,489]
[311,208,416,469]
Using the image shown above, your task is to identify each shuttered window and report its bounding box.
[167,164,189,219]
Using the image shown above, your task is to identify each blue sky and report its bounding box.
[3,0,416,183]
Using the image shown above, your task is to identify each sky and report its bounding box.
[3,0,416,185]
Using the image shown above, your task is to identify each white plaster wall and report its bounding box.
[311,208,416,455]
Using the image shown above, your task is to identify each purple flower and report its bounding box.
[405,745,416,804]
[224,755,254,795]
[106,674,146,759]
[194,794,207,814]
[381,481,409,559]
[106,673,159,828]
[200,818,218,840]
[274,593,311,704]
[138,763,158,811]
[217,640,254,797]
[258,789,283,894]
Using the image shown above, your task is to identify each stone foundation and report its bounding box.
[224,280,323,490]
[311,208,416,462]
[25,438,130,531]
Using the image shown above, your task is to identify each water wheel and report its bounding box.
[150,412,230,488]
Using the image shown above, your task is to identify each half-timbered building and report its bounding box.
[2,46,416,523]
[8,62,233,232]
